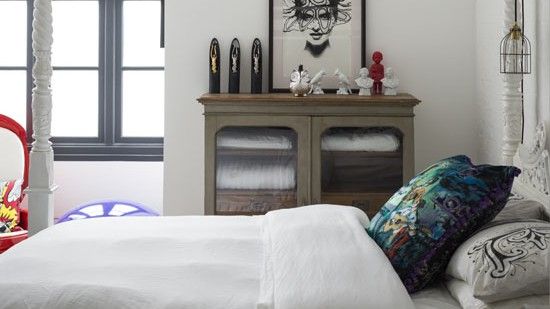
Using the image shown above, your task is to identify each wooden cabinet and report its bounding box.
[198,93,420,216]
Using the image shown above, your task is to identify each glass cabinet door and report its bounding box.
[319,126,404,217]
[215,126,298,215]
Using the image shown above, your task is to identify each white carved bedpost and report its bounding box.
[501,0,523,165]
[27,0,57,236]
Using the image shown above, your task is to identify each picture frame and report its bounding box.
[269,0,366,93]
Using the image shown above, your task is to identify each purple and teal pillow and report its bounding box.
[367,155,520,293]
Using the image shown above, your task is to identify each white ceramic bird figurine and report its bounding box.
[290,65,311,97]
[309,70,326,95]
[334,68,351,95]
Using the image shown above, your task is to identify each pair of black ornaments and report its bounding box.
[209,38,263,94]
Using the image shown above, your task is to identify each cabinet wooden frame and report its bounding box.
[198,93,420,216]
[204,115,311,215]
[310,116,415,214]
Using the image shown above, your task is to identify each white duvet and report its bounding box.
[0,205,413,309]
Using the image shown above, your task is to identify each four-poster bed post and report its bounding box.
[27,0,57,236]
[502,0,525,166]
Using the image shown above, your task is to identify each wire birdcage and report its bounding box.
[500,22,531,74]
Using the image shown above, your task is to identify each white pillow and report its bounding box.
[493,196,546,222]
[446,220,550,303]
[446,278,550,309]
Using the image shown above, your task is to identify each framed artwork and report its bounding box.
[269,0,366,92]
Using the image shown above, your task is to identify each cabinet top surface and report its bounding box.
[197,93,420,106]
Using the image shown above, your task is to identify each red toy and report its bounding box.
[0,114,29,253]
[369,51,384,95]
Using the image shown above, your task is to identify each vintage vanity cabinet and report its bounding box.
[197,93,420,217]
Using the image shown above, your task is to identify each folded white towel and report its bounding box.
[217,161,296,190]
[217,128,294,150]
[322,132,400,152]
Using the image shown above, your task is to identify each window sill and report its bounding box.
[51,143,163,161]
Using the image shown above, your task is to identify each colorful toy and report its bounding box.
[57,200,159,223]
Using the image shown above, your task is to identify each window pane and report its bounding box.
[123,1,164,67]
[122,71,164,137]
[0,1,27,66]
[51,70,98,137]
[0,71,26,127]
[52,1,98,67]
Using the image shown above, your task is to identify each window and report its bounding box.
[0,0,164,161]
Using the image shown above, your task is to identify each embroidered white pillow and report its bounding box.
[446,220,550,303]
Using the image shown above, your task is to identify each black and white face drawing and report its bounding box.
[283,0,352,57]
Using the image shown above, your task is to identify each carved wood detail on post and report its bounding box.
[501,0,523,165]
[502,75,523,165]
[28,0,57,236]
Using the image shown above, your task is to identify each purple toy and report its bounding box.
[57,200,159,223]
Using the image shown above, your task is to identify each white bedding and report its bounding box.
[411,283,462,309]
[0,205,413,309]
[446,278,550,309]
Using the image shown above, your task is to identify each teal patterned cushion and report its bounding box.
[367,155,520,293]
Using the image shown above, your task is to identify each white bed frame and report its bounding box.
[25,0,550,235]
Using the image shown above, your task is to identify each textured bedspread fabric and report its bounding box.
[410,283,461,309]
[258,205,414,309]
[0,216,263,309]
[0,205,413,309]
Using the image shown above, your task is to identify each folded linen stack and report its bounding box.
[322,131,400,152]
[217,160,296,190]
[217,127,294,150]
[217,128,297,190]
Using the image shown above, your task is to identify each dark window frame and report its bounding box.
[4,0,164,161]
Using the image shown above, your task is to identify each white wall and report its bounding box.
[475,0,550,164]
[164,0,479,215]
[40,162,164,218]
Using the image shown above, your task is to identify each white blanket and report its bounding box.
[0,205,413,309]
[258,205,414,309]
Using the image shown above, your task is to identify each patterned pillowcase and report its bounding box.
[0,180,23,233]
[446,220,550,302]
[367,155,520,293]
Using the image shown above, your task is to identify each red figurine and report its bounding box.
[369,51,384,95]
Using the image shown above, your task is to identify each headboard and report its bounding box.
[512,123,550,213]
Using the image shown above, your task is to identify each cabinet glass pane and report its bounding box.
[52,1,98,67]
[51,70,98,137]
[0,1,27,66]
[0,71,27,127]
[321,127,403,217]
[216,127,297,215]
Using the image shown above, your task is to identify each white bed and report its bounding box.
[0,206,416,309]
[7,0,548,308]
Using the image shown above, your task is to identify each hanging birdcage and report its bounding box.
[500,0,531,75]
[500,23,531,74]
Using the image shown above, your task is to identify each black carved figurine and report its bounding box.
[209,38,221,93]
[251,38,262,94]
[228,38,241,94]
